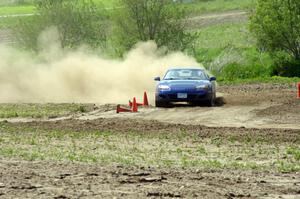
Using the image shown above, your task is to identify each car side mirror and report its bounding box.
[209,76,216,81]
[154,77,161,81]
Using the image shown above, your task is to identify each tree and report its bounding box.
[16,0,108,50]
[112,0,196,55]
[250,0,300,76]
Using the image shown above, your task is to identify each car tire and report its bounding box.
[155,101,168,108]
[207,94,215,107]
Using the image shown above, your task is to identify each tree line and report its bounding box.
[16,0,196,56]
[15,0,300,77]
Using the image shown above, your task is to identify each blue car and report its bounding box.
[154,68,216,107]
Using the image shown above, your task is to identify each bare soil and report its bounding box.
[72,83,300,130]
[3,83,299,130]
[1,160,300,199]
[0,83,300,198]
[187,10,248,28]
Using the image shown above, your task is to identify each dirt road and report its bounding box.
[187,10,248,28]
[65,83,299,130]
[2,83,299,129]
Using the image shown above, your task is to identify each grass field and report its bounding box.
[0,17,18,28]
[0,0,254,15]
[0,0,117,16]
[0,104,93,118]
[0,5,35,15]
[192,22,253,67]
[189,21,281,80]
[0,122,299,172]
[184,0,254,15]
[195,22,253,49]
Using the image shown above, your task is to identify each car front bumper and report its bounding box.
[155,90,213,102]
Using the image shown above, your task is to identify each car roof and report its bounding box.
[167,67,205,71]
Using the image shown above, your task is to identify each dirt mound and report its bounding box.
[8,117,299,143]
[218,83,298,106]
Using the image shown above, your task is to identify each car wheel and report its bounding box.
[155,101,168,108]
[207,94,215,107]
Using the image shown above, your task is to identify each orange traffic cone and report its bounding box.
[116,105,132,114]
[132,97,138,112]
[129,92,149,107]
[129,100,143,107]
[143,91,149,106]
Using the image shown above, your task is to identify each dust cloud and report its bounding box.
[0,28,201,103]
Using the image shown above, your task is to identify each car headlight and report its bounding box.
[158,85,171,91]
[196,84,209,90]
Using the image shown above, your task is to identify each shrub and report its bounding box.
[250,0,300,77]
[272,52,300,77]
[15,0,108,50]
[111,0,197,56]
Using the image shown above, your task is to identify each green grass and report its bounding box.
[0,0,34,6]
[0,0,254,15]
[286,147,300,161]
[0,5,35,15]
[94,0,119,8]
[0,16,18,28]
[195,23,253,49]
[190,22,281,80]
[0,0,118,15]
[0,124,299,172]
[0,103,93,118]
[192,22,255,65]
[183,0,255,15]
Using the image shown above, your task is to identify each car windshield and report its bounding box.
[164,69,207,80]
